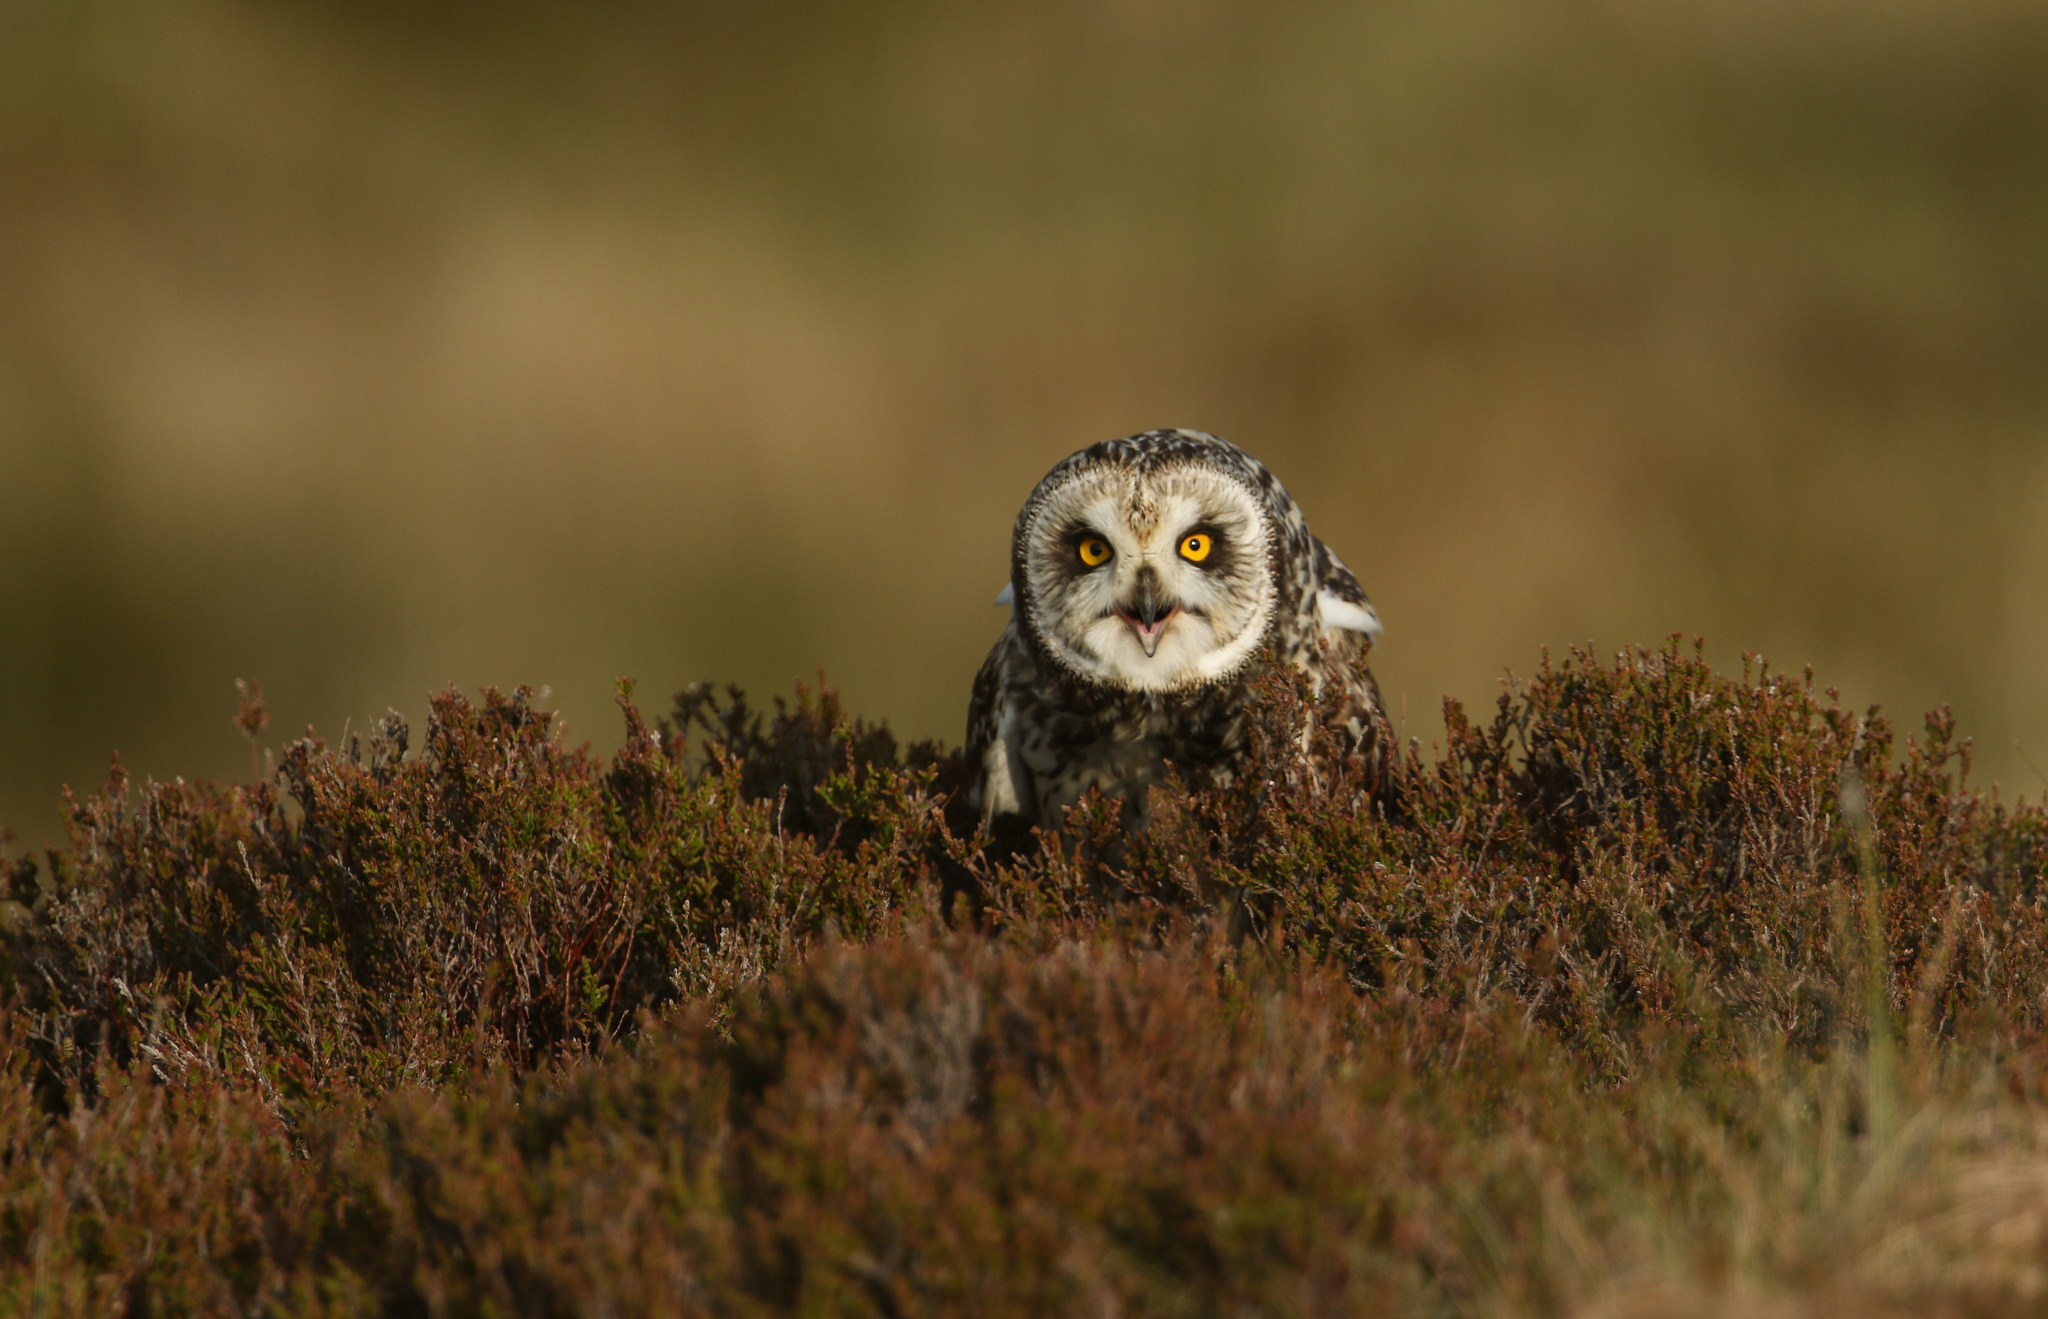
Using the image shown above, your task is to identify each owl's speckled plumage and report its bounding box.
[967,429,1391,827]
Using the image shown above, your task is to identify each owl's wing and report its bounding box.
[1299,538,1394,795]
[1319,658,1395,797]
[965,642,1003,774]
[965,625,1036,822]
[1310,538,1383,642]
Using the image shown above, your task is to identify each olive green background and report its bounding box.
[4,0,2046,841]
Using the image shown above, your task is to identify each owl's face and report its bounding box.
[1017,459,1275,692]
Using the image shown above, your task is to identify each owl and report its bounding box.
[966,428,1391,828]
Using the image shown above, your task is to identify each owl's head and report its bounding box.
[1010,433,1277,693]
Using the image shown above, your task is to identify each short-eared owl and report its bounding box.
[967,428,1390,827]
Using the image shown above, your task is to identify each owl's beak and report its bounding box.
[1117,588,1181,658]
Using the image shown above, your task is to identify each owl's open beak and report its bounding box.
[1116,592,1181,658]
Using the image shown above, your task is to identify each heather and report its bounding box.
[6,641,2048,1316]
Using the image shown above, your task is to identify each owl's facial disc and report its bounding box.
[1021,464,1274,692]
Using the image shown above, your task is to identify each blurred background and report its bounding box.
[3,0,2046,842]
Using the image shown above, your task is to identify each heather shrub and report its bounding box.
[5,639,2048,1315]
[7,681,948,1108]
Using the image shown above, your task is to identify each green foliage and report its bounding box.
[5,641,2048,1315]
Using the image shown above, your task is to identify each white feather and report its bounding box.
[1317,589,1382,640]
[994,581,1014,609]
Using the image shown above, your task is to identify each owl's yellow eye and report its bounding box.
[1179,533,1213,563]
[1078,537,1113,567]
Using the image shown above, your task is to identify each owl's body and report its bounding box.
[967,429,1389,827]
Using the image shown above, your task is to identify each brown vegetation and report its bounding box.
[5,640,2048,1315]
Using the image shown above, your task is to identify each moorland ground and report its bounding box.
[5,640,2048,1316]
